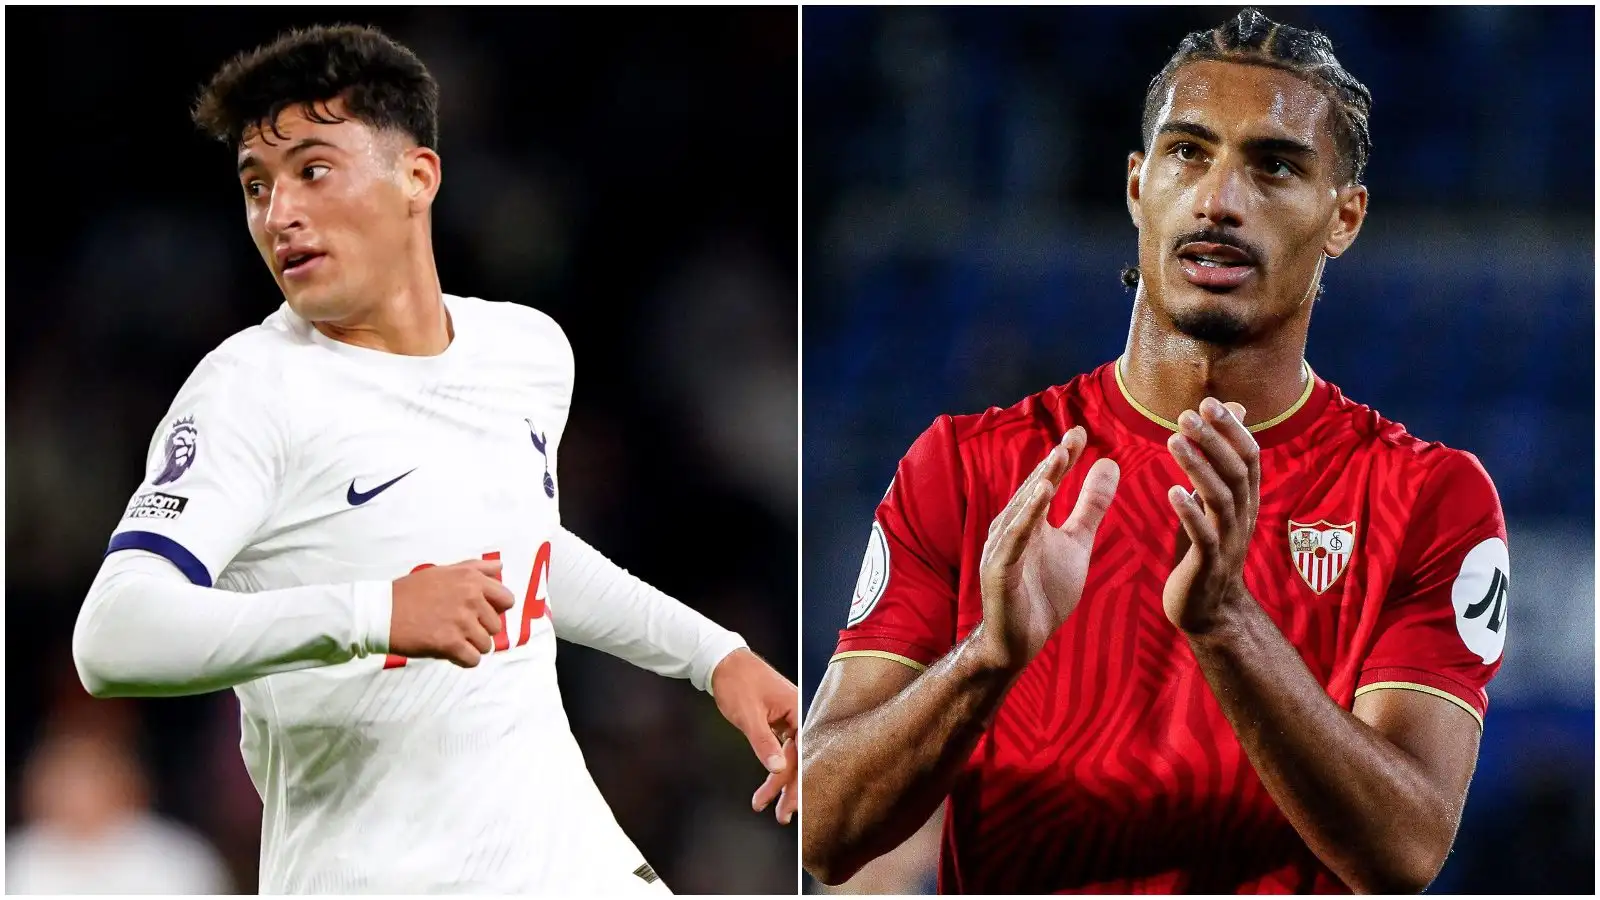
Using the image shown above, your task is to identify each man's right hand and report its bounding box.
[974,426,1120,671]
[804,427,1117,885]
[389,559,516,667]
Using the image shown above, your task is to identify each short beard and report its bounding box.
[1171,306,1252,347]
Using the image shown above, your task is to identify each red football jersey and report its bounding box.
[833,359,1508,894]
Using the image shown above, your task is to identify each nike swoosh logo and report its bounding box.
[347,469,416,506]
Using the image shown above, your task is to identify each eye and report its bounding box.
[302,163,331,183]
[1171,142,1203,163]
[244,180,266,199]
[1262,158,1295,178]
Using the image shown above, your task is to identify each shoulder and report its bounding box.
[938,368,1102,470]
[4,826,43,859]
[178,309,304,404]
[152,309,311,457]
[891,368,1100,503]
[1317,382,1501,512]
[452,294,573,361]
[123,817,231,891]
[130,816,224,861]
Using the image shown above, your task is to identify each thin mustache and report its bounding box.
[1173,230,1262,264]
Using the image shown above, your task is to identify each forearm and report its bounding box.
[801,628,1017,885]
[1188,593,1458,893]
[73,551,392,698]
[549,528,745,691]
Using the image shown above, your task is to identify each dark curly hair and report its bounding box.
[191,24,439,151]
[1123,8,1371,290]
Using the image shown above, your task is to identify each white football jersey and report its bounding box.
[107,295,669,894]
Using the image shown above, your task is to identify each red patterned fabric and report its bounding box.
[832,360,1506,894]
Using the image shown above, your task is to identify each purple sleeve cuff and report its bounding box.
[106,531,212,588]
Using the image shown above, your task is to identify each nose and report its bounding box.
[1193,155,1247,228]
[263,182,305,236]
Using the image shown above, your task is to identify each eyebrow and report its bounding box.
[1156,122,1318,159]
[237,137,339,175]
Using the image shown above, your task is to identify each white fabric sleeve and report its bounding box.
[549,528,746,693]
[107,349,282,587]
[73,550,393,698]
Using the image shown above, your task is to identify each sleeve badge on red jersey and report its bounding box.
[1288,520,1356,594]
[846,522,890,628]
[1451,537,1509,664]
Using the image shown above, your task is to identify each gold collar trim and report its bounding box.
[1114,356,1316,434]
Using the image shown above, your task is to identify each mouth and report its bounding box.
[281,252,326,279]
[1176,241,1256,290]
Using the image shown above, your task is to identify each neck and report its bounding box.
[313,241,449,356]
[1120,295,1309,428]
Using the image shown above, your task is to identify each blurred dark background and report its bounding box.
[803,6,1593,895]
[6,7,796,894]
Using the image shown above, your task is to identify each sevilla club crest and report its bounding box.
[1288,520,1356,594]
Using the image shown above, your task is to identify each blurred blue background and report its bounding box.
[802,6,1594,894]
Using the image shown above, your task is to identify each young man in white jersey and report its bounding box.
[71,25,798,894]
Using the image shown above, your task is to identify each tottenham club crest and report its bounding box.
[152,415,199,485]
[1288,519,1356,594]
[525,419,556,498]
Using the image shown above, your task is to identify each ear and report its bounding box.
[1323,183,1367,259]
[404,146,443,215]
[1127,151,1146,230]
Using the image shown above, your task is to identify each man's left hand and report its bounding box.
[711,648,799,825]
[1163,398,1257,634]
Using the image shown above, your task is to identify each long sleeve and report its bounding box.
[72,550,394,698]
[549,528,746,692]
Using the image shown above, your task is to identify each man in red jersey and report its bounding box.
[800,8,1507,895]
